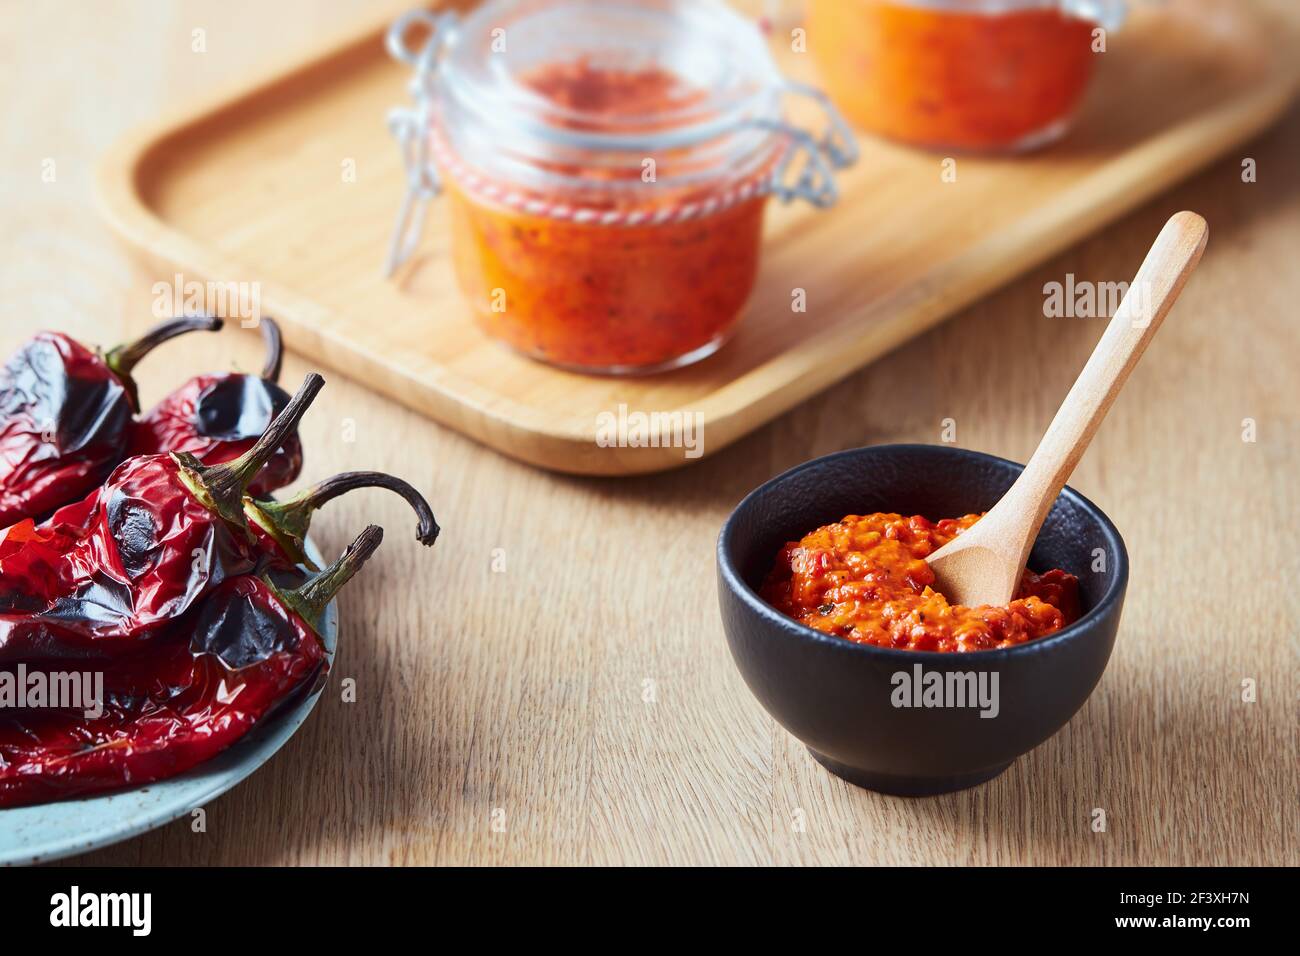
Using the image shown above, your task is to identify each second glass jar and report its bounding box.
[807,0,1125,153]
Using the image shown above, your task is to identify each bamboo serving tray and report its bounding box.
[97,0,1298,475]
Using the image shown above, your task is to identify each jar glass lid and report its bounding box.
[439,0,784,152]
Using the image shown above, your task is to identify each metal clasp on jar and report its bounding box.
[384,8,457,277]
[759,81,859,209]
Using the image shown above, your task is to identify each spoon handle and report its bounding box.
[1000,211,1209,563]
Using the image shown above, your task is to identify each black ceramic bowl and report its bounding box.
[717,444,1128,796]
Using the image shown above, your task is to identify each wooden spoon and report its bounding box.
[926,211,1208,607]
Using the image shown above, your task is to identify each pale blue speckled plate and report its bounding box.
[0,540,337,865]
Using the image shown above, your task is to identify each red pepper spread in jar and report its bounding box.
[445,59,772,372]
[807,0,1100,151]
[760,512,1080,652]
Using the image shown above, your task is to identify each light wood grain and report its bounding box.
[94,0,1300,475]
[0,0,1294,866]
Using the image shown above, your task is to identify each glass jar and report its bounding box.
[385,0,855,375]
[807,0,1126,152]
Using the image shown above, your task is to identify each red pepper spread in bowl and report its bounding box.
[760,513,1079,652]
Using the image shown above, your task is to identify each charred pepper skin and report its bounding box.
[0,317,222,529]
[0,454,258,660]
[0,373,325,664]
[0,526,382,808]
[130,318,301,498]
[0,334,127,528]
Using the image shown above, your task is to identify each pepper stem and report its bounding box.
[259,317,284,382]
[279,525,384,636]
[104,315,224,409]
[252,471,438,564]
[177,372,325,529]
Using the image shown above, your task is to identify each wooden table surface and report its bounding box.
[3,1,1295,866]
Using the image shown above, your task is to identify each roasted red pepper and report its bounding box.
[0,373,325,664]
[0,316,222,529]
[129,318,301,498]
[0,525,382,808]
[244,470,439,568]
